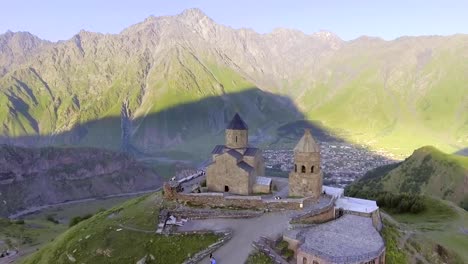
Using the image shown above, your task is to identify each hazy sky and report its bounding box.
[1,0,467,41]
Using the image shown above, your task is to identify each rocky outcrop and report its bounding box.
[0,145,162,217]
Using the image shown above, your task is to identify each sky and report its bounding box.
[1,0,467,41]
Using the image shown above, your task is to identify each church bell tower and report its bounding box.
[289,129,323,200]
[225,113,248,149]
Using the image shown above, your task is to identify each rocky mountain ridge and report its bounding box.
[0,8,467,156]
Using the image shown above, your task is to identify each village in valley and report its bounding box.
[264,142,397,187]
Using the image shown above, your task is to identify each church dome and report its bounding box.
[294,129,320,152]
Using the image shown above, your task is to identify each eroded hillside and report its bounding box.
[0,145,161,217]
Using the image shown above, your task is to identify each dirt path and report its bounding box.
[117,224,155,234]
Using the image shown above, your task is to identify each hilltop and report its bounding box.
[346,146,468,262]
[346,146,468,209]
[0,9,466,156]
[0,145,162,217]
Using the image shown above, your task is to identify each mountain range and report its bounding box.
[0,8,467,156]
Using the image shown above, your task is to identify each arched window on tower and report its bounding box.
[235,136,238,142]
[301,165,306,173]
[294,164,297,172]
[311,166,315,173]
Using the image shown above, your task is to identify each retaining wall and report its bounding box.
[164,184,310,211]
[290,196,336,224]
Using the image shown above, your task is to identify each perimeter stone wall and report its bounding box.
[163,183,310,211]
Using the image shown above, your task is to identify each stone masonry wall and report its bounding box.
[206,154,252,195]
[290,196,336,224]
[164,188,308,211]
[253,183,270,194]
[243,152,265,177]
[225,129,248,149]
[292,206,335,224]
[289,151,322,199]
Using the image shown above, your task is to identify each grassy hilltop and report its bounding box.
[346,146,468,208]
[346,146,468,263]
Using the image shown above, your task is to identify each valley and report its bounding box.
[1,6,467,264]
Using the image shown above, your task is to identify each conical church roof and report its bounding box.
[294,129,320,152]
[226,113,248,130]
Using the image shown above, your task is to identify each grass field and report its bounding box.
[21,192,220,264]
[1,195,144,262]
[389,196,468,262]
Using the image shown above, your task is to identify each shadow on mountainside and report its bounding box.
[0,88,345,156]
[454,148,468,157]
[0,88,400,216]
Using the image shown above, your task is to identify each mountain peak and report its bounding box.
[312,30,340,41]
[271,28,306,37]
[179,8,209,21]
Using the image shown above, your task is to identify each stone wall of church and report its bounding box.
[289,171,323,200]
[206,154,252,195]
[256,152,265,176]
[225,129,248,149]
[289,151,322,199]
[243,152,265,176]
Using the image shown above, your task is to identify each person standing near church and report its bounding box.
[209,253,216,264]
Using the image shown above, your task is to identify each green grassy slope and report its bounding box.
[0,196,140,262]
[21,193,219,264]
[302,36,468,155]
[346,146,468,208]
[0,45,302,157]
[1,23,467,157]
[379,196,467,263]
[391,197,468,262]
[346,146,468,262]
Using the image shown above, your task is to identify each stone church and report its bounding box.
[205,113,324,199]
[206,113,268,195]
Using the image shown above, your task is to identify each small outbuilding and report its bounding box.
[253,176,272,194]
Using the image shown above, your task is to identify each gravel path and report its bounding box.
[179,211,294,264]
